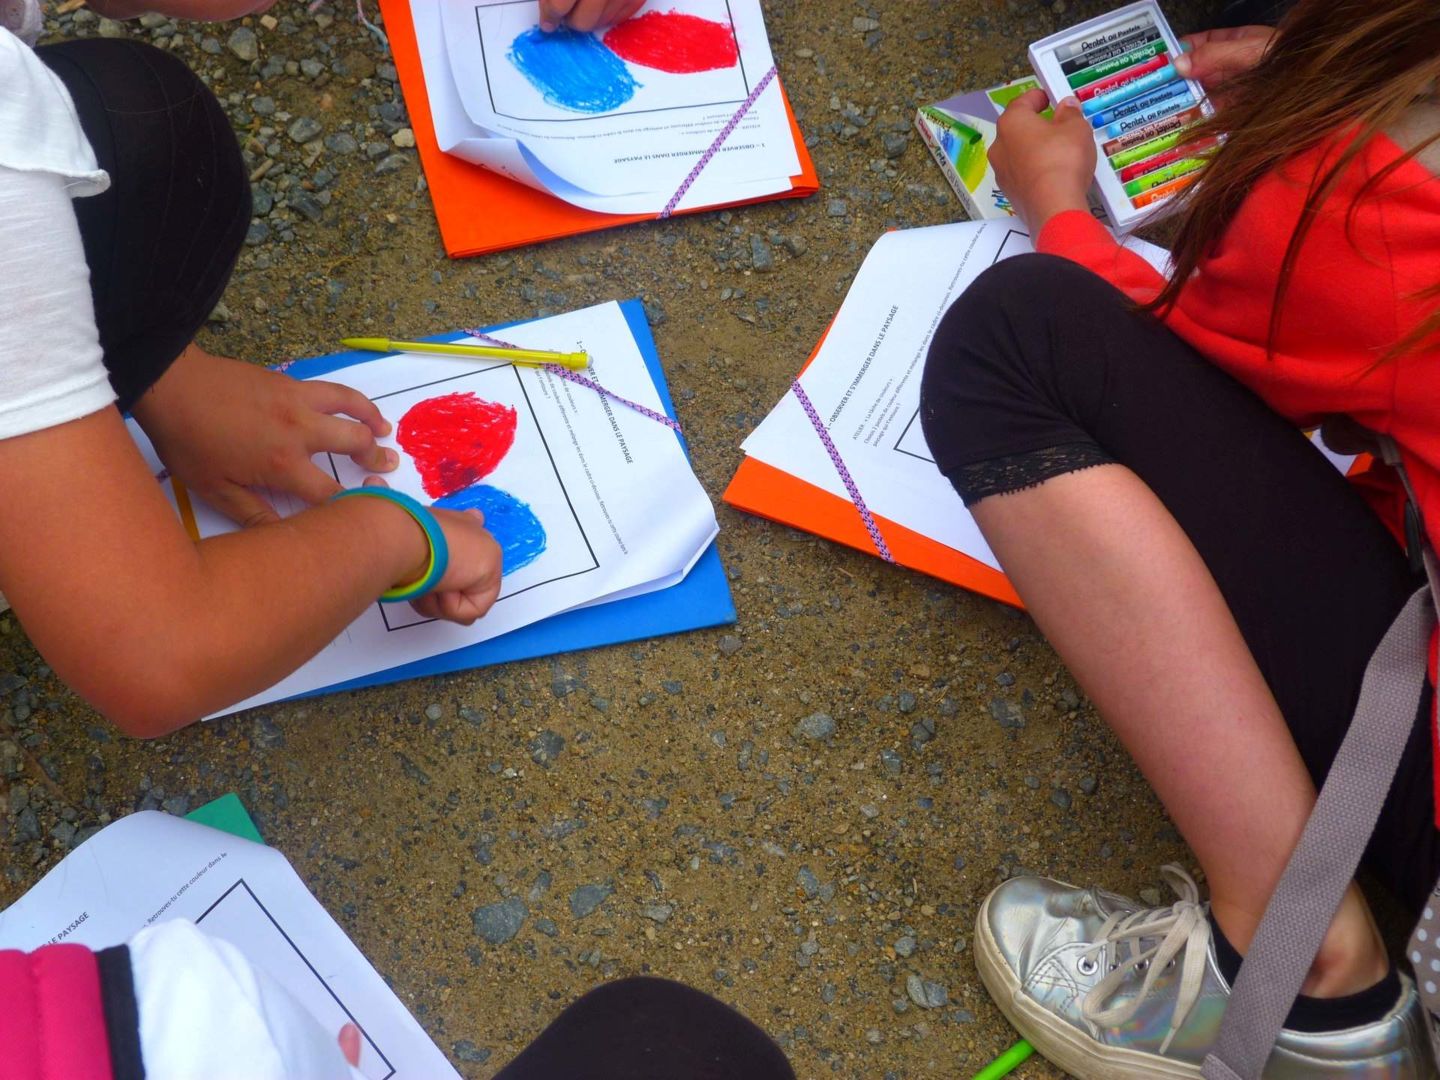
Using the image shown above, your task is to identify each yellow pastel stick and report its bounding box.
[341,336,589,371]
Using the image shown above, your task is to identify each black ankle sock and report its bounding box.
[1208,912,1400,1033]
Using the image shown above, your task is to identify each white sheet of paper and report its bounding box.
[415,0,799,213]
[0,812,457,1080]
[135,302,717,718]
[740,222,1171,570]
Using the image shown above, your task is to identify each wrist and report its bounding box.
[331,488,449,601]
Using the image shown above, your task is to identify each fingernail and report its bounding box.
[1173,54,1192,77]
[1059,95,1080,109]
[384,449,399,468]
[381,420,393,436]
[539,18,556,30]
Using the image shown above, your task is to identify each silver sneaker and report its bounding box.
[975,864,1437,1079]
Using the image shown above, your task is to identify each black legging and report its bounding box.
[494,978,795,1079]
[920,253,1436,910]
[36,38,251,412]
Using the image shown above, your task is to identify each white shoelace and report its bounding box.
[1079,864,1212,1053]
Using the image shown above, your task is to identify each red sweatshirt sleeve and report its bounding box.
[1035,210,1167,305]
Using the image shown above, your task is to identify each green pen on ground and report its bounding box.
[971,1039,1035,1080]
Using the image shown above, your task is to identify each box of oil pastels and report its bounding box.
[1029,0,1215,231]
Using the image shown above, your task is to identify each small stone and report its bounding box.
[570,883,613,918]
[894,935,917,958]
[374,153,409,175]
[300,57,325,78]
[245,221,271,246]
[1079,774,1099,795]
[1139,887,1163,907]
[880,749,902,776]
[50,821,77,849]
[424,703,443,722]
[289,192,324,223]
[392,127,416,148]
[826,199,848,218]
[324,132,360,155]
[783,235,808,257]
[717,634,742,656]
[1050,789,1073,811]
[865,1028,883,1044]
[529,729,565,767]
[797,866,820,899]
[287,116,323,144]
[852,16,880,31]
[640,902,674,923]
[897,691,917,714]
[533,917,558,936]
[452,1041,491,1064]
[251,96,277,117]
[796,713,835,740]
[251,185,274,217]
[15,807,40,842]
[226,27,258,62]
[749,235,774,272]
[906,974,949,1010]
[820,981,837,1004]
[882,132,909,159]
[472,897,527,944]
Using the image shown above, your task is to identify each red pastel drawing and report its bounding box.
[603,10,740,74]
[397,392,518,499]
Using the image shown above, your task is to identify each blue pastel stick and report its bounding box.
[1082,64,1179,116]
[1094,83,1194,134]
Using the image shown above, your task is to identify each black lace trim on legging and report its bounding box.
[949,443,1116,506]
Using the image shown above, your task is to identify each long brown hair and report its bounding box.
[1148,0,1440,361]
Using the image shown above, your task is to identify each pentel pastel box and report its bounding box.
[1029,0,1215,232]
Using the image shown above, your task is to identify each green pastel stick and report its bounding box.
[1108,125,1192,168]
[1067,40,1168,90]
[972,1040,1035,1080]
[1124,155,1205,196]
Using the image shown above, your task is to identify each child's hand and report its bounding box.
[989,89,1097,235]
[133,345,396,527]
[1174,26,1276,92]
[538,0,644,33]
[362,477,504,626]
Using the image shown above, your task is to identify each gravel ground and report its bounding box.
[2,1,1221,1076]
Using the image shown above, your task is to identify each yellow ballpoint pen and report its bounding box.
[341,336,589,371]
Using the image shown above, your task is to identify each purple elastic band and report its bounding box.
[789,380,894,563]
[659,65,779,220]
[463,328,683,434]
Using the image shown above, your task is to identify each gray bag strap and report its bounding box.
[1203,437,1440,1080]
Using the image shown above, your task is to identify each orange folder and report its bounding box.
[722,324,1022,609]
[378,0,820,257]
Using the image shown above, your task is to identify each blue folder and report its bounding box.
[278,299,734,699]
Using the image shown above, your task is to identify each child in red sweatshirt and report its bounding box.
[919,1,1440,1075]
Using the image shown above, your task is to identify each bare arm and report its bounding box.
[0,405,500,736]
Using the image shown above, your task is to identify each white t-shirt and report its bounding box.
[0,21,116,441]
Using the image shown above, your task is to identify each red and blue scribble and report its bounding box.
[509,11,740,115]
[398,392,518,500]
[397,392,548,578]
[603,11,739,73]
[508,26,640,114]
[435,484,547,575]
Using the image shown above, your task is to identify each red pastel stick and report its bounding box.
[1118,137,1218,182]
[1075,54,1170,102]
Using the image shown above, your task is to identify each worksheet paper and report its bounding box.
[740,222,1171,570]
[0,812,457,1080]
[414,0,800,214]
[132,302,717,718]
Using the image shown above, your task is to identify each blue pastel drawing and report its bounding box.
[434,484,548,576]
[507,26,639,114]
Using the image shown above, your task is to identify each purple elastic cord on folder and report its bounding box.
[659,65,779,220]
[464,328,683,434]
[789,379,894,563]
